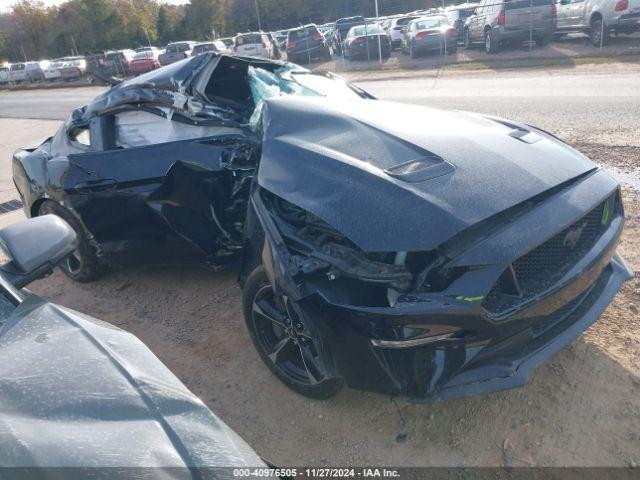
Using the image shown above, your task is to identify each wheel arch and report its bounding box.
[589,11,603,27]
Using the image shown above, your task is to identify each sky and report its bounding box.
[0,0,189,12]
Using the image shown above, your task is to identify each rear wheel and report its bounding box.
[485,29,499,54]
[38,200,105,282]
[590,17,609,46]
[243,266,344,399]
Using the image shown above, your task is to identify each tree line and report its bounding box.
[0,0,438,62]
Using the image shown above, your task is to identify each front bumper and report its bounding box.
[413,36,458,52]
[300,249,630,402]
[288,170,630,401]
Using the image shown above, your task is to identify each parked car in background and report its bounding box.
[385,15,420,49]
[25,61,47,82]
[286,24,332,64]
[192,40,229,56]
[0,64,10,84]
[60,58,87,80]
[220,37,235,49]
[403,16,458,57]
[463,0,557,53]
[343,23,392,60]
[233,32,273,58]
[556,0,640,45]
[333,16,366,54]
[127,49,160,75]
[9,63,27,84]
[104,49,135,75]
[158,41,195,65]
[43,60,64,81]
[445,3,480,37]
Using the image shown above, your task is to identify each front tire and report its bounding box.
[242,266,343,399]
[485,29,499,54]
[38,201,105,282]
[590,18,608,46]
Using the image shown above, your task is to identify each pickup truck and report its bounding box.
[556,0,640,45]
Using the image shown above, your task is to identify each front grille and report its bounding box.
[484,193,617,316]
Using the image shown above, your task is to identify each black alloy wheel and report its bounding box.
[243,266,343,399]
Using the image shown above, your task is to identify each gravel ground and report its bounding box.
[1,63,638,467]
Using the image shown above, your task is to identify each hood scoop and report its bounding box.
[384,155,455,183]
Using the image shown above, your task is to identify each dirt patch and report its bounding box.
[28,142,640,467]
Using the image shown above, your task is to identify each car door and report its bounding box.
[62,115,254,263]
[556,0,572,28]
[471,1,487,40]
[568,0,587,28]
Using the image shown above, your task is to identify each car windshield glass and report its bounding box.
[415,17,447,29]
[194,44,214,53]
[236,34,261,45]
[289,27,317,40]
[352,25,383,36]
[133,51,153,59]
[290,72,363,100]
[11,64,25,70]
[397,17,417,25]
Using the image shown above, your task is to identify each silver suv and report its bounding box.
[556,0,640,46]
[464,0,557,53]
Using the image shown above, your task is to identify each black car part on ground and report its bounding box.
[238,95,631,401]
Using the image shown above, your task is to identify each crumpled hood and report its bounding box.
[0,295,264,470]
[258,96,597,252]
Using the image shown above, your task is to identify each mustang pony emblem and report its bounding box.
[563,222,588,249]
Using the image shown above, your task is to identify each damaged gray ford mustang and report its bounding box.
[12,52,632,401]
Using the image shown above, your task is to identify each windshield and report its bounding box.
[289,27,318,40]
[396,16,418,26]
[193,44,214,54]
[290,72,365,100]
[415,17,448,29]
[236,34,261,45]
[133,51,153,59]
[351,25,384,36]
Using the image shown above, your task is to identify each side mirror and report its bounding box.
[0,215,77,289]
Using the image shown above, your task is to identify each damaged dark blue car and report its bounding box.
[12,53,632,402]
